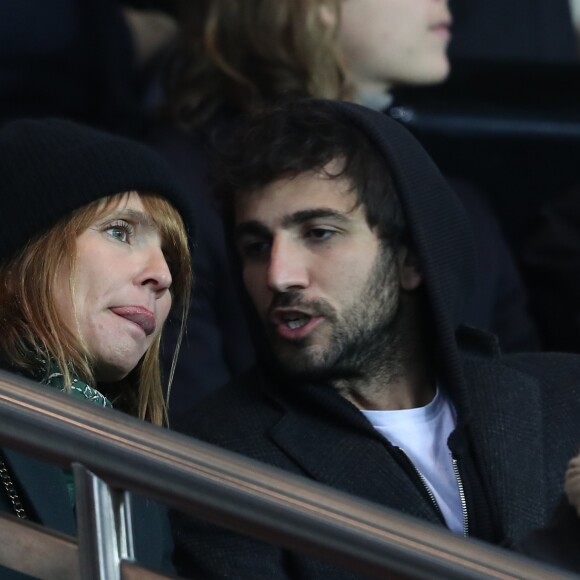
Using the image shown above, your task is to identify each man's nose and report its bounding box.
[267,236,309,293]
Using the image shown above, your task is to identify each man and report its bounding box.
[171,99,580,577]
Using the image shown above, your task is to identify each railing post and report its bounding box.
[73,463,135,580]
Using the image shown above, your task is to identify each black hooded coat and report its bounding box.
[171,101,580,578]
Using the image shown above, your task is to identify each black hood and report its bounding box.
[326,101,475,329]
[324,101,475,409]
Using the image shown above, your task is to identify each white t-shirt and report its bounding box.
[361,388,464,534]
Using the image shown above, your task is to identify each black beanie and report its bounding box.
[0,117,192,265]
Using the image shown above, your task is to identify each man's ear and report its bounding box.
[397,246,422,291]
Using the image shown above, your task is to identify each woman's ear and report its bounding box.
[397,246,422,291]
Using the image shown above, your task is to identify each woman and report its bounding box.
[150,0,537,417]
[0,116,192,576]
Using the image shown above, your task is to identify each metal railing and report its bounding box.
[0,369,575,579]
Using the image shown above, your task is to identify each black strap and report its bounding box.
[0,453,27,520]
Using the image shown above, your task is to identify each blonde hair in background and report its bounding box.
[164,0,351,129]
[0,192,192,426]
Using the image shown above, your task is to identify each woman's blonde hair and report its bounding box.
[163,0,351,129]
[0,192,192,426]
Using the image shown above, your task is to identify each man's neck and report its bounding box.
[335,356,434,411]
[334,297,434,411]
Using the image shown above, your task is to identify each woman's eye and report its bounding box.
[105,221,133,243]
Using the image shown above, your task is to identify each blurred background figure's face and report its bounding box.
[337,0,452,97]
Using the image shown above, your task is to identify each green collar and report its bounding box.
[40,363,113,409]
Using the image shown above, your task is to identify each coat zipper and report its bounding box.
[394,446,446,525]
[395,446,470,537]
[452,455,469,537]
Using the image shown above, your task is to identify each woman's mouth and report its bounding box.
[110,306,156,336]
[429,20,452,40]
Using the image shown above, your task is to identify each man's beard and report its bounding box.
[265,246,406,384]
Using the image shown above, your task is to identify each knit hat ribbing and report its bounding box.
[0,117,192,265]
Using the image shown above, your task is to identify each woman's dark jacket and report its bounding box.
[0,364,173,579]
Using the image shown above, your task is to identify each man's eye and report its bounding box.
[240,240,270,259]
[307,228,336,241]
[105,221,134,243]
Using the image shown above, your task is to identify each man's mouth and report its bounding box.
[284,315,311,330]
[270,309,322,340]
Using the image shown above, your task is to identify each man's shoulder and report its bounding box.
[174,368,283,442]
[458,326,580,377]
[172,368,307,472]
[457,327,580,397]
[462,343,580,402]
[499,351,580,389]
[501,350,580,367]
